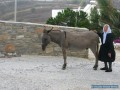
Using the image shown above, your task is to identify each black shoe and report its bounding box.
[100,67,108,70]
[105,69,112,72]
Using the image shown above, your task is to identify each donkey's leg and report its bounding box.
[62,48,67,70]
[90,45,98,70]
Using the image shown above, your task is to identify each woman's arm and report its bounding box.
[93,30,102,38]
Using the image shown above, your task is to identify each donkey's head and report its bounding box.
[41,27,53,51]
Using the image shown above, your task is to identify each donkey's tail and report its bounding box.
[96,38,100,58]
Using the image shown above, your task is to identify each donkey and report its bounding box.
[41,27,99,70]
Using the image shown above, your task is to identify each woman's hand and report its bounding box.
[108,53,111,58]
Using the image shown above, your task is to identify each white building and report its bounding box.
[52,0,97,18]
[52,9,78,18]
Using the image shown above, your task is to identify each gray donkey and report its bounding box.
[41,27,99,70]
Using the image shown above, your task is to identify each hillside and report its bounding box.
[0,0,120,23]
[0,1,80,23]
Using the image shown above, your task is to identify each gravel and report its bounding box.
[0,55,120,90]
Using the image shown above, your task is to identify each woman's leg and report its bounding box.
[109,62,112,70]
[105,62,112,72]
[100,62,108,70]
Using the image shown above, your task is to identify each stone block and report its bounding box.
[16,35,24,39]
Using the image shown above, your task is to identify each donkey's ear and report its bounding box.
[47,30,52,33]
[47,27,53,33]
[43,26,47,33]
[43,29,50,33]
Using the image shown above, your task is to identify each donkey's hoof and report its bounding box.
[62,67,66,70]
[62,64,67,70]
[93,65,98,68]
[93,68,97,70]
[93,65,98,70]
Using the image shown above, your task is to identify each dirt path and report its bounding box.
[0,55,120,90]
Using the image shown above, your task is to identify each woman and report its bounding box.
[97,24,116,72]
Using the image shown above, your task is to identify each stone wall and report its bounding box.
[0,20,88,58]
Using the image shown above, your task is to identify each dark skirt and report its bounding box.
[98,44,116,62]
